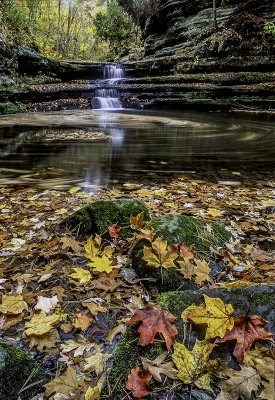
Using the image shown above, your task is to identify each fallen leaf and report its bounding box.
[179,243,196,259]
[82,302,107,315]
[172,340,227,391]
[126,366,152,399]
[85,386,99,400]
[35,295,59,314]
[84,234,101,260]
[216,315,273,363]
[193,259,211,285]
[60,334,94,357]
[87,256,114,274]
[0,293,28,314]
[188,294,234,339]
[216,365,261,400]
[61,236,81,252]
[177,259,194,280]
[136,228,155,242]
[69,267,92,284]
[207,208,221,217]
[72,311,93,330]
[108,223,121,238]
[83,352,111,375]
[43,366,85,397]
[143,237,178,269]
[130,212,148,230]
[127,304,177,350]
[24,312,60,336]
[141,354,178,382]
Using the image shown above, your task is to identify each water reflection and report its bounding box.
[0,109,274,189]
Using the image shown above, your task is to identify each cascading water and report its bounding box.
[92,64,125,110]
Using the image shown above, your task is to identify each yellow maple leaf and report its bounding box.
[177,260,194,280]
[172,340,227,391]
[88,256,114,274]
[0,294,28,315]
[84,234,101,260]
[69,267,92,284]
[82,302,107,315]
[85,386,100,400]
[193,259,211,285]
[143,237,178,269]
[27,329,59,352]
[24,312,60,336]
[181,305,198,323]
[83,352,111,375]
[188,295,234,339]
[207,208,221,217]
[130,212,149,230]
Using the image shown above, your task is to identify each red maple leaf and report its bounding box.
[108,223,121,238]
[180,242,196,260]
[216,314,273,363]
[126,366,152,399]
[127,304,178,350]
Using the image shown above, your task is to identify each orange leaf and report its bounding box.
[179,243,196,260]
[108,224,121,238]
[72,312,93,330]
[127,304,177,350]
[126,366,152,399]
[216,315,273,364]
[136,228,155,243]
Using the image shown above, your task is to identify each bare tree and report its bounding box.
[213,0,218,30]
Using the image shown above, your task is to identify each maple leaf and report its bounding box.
[108,223,121,238]
[179,243,196,259]
[216,315,273,364]
[82,301,107,315]
[83,352,112,375]
[0,293,28,314]
[61,236,81,253]
[130,212,148,230]
[60,334,95,357]
[24,312,60,336]
[72,311,93,330]
[141,354,178,382]
[188,295,234,339]
[193,258,211,285]
[85,386,100,400]
[69,267,92,284]
[84,234,101,260]
[181,304,198,322]
[87,256,114,274]
[35,295,59,314]
[143,237,178,269]
[27,329,59,352]
[127,304,178,350]
[136,228,155,242]
[216,365,261,400]
[126,366,152,399]
[177,259,194,280]
[172,340,227,391]
[43,366,85,398]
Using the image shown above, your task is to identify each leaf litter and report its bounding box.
[0,168,274,399]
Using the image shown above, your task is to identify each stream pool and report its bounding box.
[0,109,274,189]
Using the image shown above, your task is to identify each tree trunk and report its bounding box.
[213,0,218,31]
[56,0,62,59]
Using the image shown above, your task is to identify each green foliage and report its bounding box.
[263,21,275,36]
[93,0,141,59]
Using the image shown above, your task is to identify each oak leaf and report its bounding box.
[69,267,92,284]
[126,366,152,399]
[143,237,178,269]
[193,259,211,285]
[43,366,85,397]
[24,312,60,336]
[141,354,178,382]
[130,212,148,230]
[87,256,114,274]
[188,295,234,339]
[127,304,177,350]
[179,243,196,260]
[216,365,261,400]
[216,315,273,364]
[172,340,227,391]
[108,223,121,238]
[0,293,28,314]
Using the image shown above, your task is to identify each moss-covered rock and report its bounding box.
[0,101,26,115]
[61,199,150,239]
[105,284,274,399]
[131,214,231,291]
[0,342,48,400]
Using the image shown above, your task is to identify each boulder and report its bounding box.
[61,199,150,239]
[131,214,231,291]
[104,284,274,399]
[0,342,48,400]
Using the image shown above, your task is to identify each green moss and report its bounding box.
[61,199,150,239]
[0,342,48,400]
[0,102,26,115]
[131,214,231,291]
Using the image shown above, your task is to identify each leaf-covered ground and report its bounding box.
[0,167,274,399]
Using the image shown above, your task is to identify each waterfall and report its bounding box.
[92,64,125,110]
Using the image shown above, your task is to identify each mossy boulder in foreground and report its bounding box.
[61,199,150,239]
[132,214,231,291]
[0,102,26,115]
[105,285,274,399]
[0,341,48,400]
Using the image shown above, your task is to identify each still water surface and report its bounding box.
[0,109,274,188]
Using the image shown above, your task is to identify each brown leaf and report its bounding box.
[136,228,155,243]
[127,304,178,350]
[141,354,178,382]
[108,224,121,238]
[126,366,152,399]
[179,243,196,260]
[216,315,273,364]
